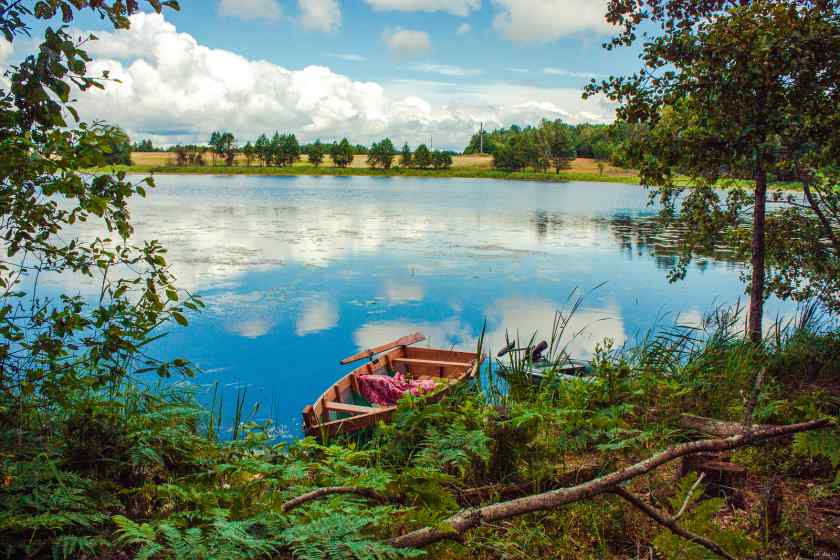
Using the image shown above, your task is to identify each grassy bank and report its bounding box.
[4,305,839,559]
[92,163,644,185]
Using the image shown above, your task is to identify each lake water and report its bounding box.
[59,175,794,436]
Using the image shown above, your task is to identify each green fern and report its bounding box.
[793,428,840,485]
[281,508,424,560]
[652,474,756,559]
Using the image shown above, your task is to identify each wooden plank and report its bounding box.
[417,376,458,384]
[406,347,477,362]
[340,332,425,365]
[302,405,318,429]
[305,407,397,437]
[324,401,377,415]
[392,357,472,368]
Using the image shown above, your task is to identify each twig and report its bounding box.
[389,418,830,548]
[611,486,737,560]
[674,472,705,521]
[281,486,395,513]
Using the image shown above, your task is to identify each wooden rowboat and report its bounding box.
[302,333,481,437]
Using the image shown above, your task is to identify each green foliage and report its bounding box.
[589,0,840,325]
[429,150,452,170]
[242,141,256,166]
[134,138,157,152]
[412,144,432,169]
[113,512,283,560]
[653,474,756,559]
[368,138,397,169]
[400,142,412,168]
[308,139,325,167]
[102,125,133,165]
[331,138,355,167]
[793,429,840,486]
[282,508,423,560]
[209,131,236,166]
[468,120,622,169]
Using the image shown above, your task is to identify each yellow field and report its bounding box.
[130,152,634,177]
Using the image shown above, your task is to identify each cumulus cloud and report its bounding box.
[0,40,12,65]
[72,13,613,149]
[299,0,341,32]
[492,0,614,42]
[456,23,472,35]
[413,63,482,77]
[218,0,282,21]
[366,0,480,16]
[383,28,431,59]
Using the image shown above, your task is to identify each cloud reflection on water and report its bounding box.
[296,296,339,336]
[353,295,626,359]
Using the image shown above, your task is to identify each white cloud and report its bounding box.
[0,40,12,65]
[332,53,366,62]
[383,28,432,58]
[492,0,614,42]
[73,13,613,149]
[218,0,282,21]
[456,23,472,35]
[413,63,482,77]
[366,0,480,16]
[299,0,341,32]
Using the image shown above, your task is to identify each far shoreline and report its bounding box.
[89,163,644,185]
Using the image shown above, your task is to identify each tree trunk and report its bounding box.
[748,159,767,343]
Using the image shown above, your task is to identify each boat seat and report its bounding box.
[392,357,472,368]
[416,376,458,384]
[324,401,377,415]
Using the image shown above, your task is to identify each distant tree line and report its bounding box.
[464,120,634,171]
[150,131,455,170]
[129,119,637,173]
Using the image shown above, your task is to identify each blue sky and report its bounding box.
[12,1,645,149]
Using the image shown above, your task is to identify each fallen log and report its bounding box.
[389,418,831,549]
[679,414,774,437]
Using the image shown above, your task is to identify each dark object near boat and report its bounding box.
[531,340,548,362]
[497,340,517,357]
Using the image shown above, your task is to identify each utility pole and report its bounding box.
[479,122,484,154]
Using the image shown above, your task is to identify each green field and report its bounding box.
[89,163,644,185]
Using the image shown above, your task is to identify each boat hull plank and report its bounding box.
[303,338,481,438]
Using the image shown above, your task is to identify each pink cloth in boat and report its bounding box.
[357,373,438,406]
